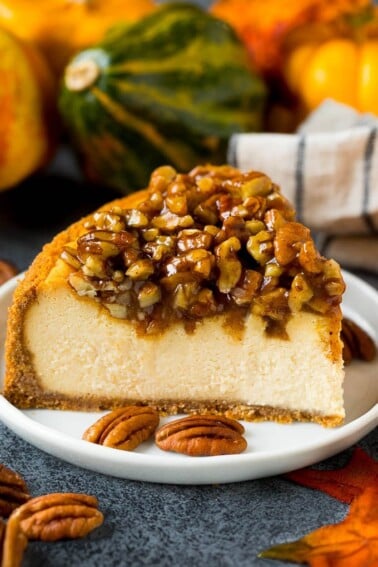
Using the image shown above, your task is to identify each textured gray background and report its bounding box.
[0,423,376,567]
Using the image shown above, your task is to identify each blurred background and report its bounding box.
[0,0,377,280]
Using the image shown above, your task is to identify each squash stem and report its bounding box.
[65,59,100,92]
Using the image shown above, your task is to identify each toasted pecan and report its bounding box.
[0,464,31,518]
[155,414,247,456]
[341,318,377,364]
[11,493,103,541]
[82,405,159,451]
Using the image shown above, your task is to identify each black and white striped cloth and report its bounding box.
[228,100,378,273]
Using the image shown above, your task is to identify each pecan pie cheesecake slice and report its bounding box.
[3,165,346,426]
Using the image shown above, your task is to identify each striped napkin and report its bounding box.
[228,99,378,273]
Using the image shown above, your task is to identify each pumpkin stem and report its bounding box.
[344,4,375,30]
[64,59,100,92]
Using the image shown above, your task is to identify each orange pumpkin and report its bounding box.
[210,0,372,77]
[0,0,157,77]
[283,14,378,116]
[0,27,58,191]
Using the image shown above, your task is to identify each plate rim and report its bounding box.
[0,269,377,484]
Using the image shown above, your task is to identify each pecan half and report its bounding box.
[0,464,30,518]
[341,318,377,364]
[82,406,160,451]
[1,515,28,567]
[155,415,247,456]
[10,493,103,541]
[0,260,18,286]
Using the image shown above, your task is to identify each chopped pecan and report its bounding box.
[230,269,262,306]
[240,173,272,198]
[155,415,247,457]
[11,493,103,541]
[82,406,160,451]
[274,222,311,266]
[288,273,313,313]
[341,318,377,364]
[61,164,345,331]
[0,464,30,518]
[216,236,242,293]
[0,260,18,286]
[247,230,274,265]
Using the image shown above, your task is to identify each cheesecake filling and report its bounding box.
[24,285,344,421]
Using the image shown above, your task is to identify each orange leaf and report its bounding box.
[259,486,378,566]
[284,447,378,503]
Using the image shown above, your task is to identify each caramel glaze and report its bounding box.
[60,164,345,344]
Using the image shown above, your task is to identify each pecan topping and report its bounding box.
[155,415,247,456]
[82,406,160,451]
[341,318,377,364]
[0,260,18,286]
[11,493,103,541]
[0,464,31,518]
[62,164,345,336]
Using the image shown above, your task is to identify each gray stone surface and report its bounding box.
[0,422,375,567]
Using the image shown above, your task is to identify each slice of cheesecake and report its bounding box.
[3,165,346,426]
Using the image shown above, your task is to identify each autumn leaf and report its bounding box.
[260,485,378,566]
[284,447,378,503]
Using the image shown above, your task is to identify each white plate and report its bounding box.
[0,271,377,485]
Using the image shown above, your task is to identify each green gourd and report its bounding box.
[59,2,266,193]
